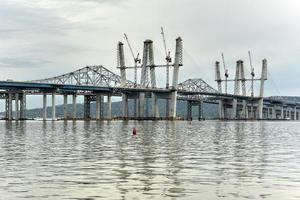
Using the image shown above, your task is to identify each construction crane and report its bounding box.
[161,27,172,89]
[221,53,229,93]
[248,50,255,119]
[124,33,141,87]
[161,27,172,118]
[248,51,255,97]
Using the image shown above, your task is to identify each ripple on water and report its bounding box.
[0,121,300,199]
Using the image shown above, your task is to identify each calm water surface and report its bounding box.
[0,121,300,200]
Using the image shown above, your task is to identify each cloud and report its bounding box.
[0,57,51,68]
[0,0,299,97]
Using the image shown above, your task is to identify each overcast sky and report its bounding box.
[0,0,300,102]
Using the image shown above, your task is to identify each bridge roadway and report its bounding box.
[0,80,299,121]
[0,80,261,99]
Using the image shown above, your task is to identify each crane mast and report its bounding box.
[124,33,140,87]
[161,27,172,89]
[248,51,255,97]
[248,50,255,119]
[221,53,229,93]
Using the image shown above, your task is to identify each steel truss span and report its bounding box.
[30,65,135,88]
[178,78,218,93]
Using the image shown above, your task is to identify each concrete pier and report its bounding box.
[152,93,159,118]
[139,93,145,118]
[52,93,56,120]
[72,94,77,119]
[198,102,203,121]
[96,94,101,120]
[122,93,128,119]
[43,93,47,120]
[107,94,112,119]
[63,94,68,119]
[15,93,19,120]
[8,93,12,120]
[84,95,91,120]
[232,99,237,119]
[20,93,26,119]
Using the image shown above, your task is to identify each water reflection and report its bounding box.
[0,121,300,199]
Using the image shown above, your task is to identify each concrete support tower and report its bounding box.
[258,59,267,119]
[215,61,224,119]
[170,37,183,119]
[118,42,129,119]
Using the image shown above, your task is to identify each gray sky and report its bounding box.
[0,0,300,102]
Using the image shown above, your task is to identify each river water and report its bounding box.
[0,121,299,200]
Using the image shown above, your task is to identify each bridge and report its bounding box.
[1,36,299,121]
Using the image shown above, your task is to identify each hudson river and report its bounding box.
[0,121,299,199]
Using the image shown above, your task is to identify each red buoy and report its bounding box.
[132,127,137,135]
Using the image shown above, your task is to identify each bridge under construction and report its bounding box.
[0,34,299,121]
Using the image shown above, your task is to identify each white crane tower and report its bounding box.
[124,33,141,87]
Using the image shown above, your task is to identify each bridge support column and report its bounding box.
[52,93,56,120]
[63,94,68,120]
[169,38,182,120]
[258,98,263,120]
[122,93,128,119]
[84,95,91,120]
[218,100,225,120]
[100,95,104,119]
[242,100,248,119]
[166,99,170,119]
[152,93,159,119]
[72,94,77,120]
[96,94,101,120]
[5,96,8,119]
[198,101,203,121]
[139,93,145,118]
[107,94,112,120]
[170,91,177,120]
[15,93,19,120]
[258,59,267,120]
[272,106,276,119]
[8,93,12,121]
[232,99,237,119]
[281,106,284,119]
[294,107,297,120]
[134,98,138,118]
[43,93,47,120]
[20,93,26,120]
[269,107,272,119]
[186,101,192,121]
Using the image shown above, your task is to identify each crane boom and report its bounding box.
[124,33,136,61]
[160,27,172,88]
[248,50,255,119]
[221,52,226,72]
[221,52,229,93]
[161,27,168,57]
[123,33,140,88]
[248,51,255,74]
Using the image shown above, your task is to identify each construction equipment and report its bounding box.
[124,33,141,87]
[248,51,255,97]
[161,27,172,89]
[221,53,229,93]
[124,33,141,117]
[161,27,172,118]
[248,50,255,119]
